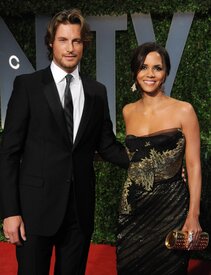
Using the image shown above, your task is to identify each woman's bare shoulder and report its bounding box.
[168,97,194,113]
[123,101,138,114]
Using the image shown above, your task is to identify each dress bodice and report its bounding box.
[125,128,185,191]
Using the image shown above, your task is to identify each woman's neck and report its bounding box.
[140,90,167,106]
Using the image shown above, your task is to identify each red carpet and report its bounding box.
[0,242,211,274]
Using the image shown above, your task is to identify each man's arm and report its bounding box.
[96,86,129,169]
[0,76,29,243]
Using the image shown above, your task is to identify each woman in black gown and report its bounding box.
[117,42,202,275]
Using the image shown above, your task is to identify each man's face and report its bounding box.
[50,23,83,73]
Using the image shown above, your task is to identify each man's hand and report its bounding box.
[3,215,26,246]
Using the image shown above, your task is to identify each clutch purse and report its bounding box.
[165,230,209,250]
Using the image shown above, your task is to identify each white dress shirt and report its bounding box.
[50,61,85,142]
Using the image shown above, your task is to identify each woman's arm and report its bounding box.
[180,102,202,240]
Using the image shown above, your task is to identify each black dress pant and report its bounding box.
[16,193,91,275]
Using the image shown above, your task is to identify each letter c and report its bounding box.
[9,55,20,69]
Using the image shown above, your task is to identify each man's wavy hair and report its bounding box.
[45,9,92,60]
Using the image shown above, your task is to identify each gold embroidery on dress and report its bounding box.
[145,141,151,147]
[120,136,185,214]
[120,177,132,213]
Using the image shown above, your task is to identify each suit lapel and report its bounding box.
[42,67,71,148]
[73,76,95,150]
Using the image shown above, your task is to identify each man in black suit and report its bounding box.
[0,9,128,274]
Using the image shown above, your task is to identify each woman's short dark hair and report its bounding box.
[45,9,92,60]
[131,42,171,82]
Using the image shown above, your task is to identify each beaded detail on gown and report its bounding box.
[117,128,189,275]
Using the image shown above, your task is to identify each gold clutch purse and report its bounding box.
[165,230,209,250]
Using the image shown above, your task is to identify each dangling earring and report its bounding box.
[131,80,140,92]
[131,82,137,92]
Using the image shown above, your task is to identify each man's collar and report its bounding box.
[50,61,80,84]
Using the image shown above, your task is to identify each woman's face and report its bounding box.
[136,51,166,94]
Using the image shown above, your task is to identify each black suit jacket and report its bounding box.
[0,67,129,236]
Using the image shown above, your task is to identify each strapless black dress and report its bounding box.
[117,129,189,275]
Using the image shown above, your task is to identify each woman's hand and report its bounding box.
[182,214,202,249]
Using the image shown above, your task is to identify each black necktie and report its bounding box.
[64,74,74,143]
